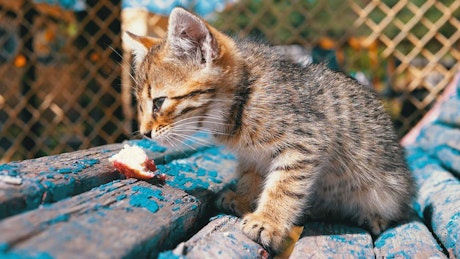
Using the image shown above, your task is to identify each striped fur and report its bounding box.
[124,8,415,253]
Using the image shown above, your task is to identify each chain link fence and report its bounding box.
[1,0,459,162]
[0,0,124,162]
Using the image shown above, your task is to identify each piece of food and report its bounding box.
[109,144,165,181]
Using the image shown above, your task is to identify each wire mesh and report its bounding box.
[1,0,459,162]
[0,0,124,162]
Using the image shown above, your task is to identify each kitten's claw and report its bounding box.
[241,213,286,253]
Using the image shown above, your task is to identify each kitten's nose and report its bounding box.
[142,131,151,139]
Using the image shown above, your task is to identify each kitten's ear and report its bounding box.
[167,8,218,65]
[123,31,160,66]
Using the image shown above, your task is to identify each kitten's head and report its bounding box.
[124,8,237,146]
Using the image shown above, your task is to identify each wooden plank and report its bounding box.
[0,146,238,258]
[158,215,268,259]
[431,145,460,177]
[414,124,460,177]
[373,219,446,258]
[289,222,375,258]
[437,99,460,127]
[0,180,203,258]
[417,124,460,152]
[0,143,122,220]
[157,146,237,197]
[0,139,205,220]
[406,147,460,258]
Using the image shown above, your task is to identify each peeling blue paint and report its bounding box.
[158,251,185,259]
[154,146,235,193]
[129,186,165,214]
[130,139,167,153]
[57,168,73,174]
[116,194,127,201]
[374,232,395,248]
[209,214,227,221]
[0,163,20,176]
[51,214,70,223]
[0,250,54,259]
[329,235,347,243]
[96,180,122,193]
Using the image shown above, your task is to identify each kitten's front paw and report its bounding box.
[358,214,389,236]
[241,213,286,253]
[215,190,250,217]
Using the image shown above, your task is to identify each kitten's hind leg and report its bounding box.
[215,163,262,216]
[241,149,320,253]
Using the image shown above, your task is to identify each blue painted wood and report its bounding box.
[438,99,460,127]
[417,124,460,150]
[374,219,446,258]
[290,222,374,258]
[0,145,238,258]
[406,145,460,258]
[1,74,460,257]
[159,215,268,259]
[0,139,207,220]
[403,75,460,258]
[0,180,203,258]
[0,143,122,220]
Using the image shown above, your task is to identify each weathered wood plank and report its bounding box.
[159,215,268,259]
[158,146,237,197]
[406,147,460,258]
[430,145,460,177]
[289,222,374,258]
[414,124,460,177]
[0,143,122,220]
[0,145,238,258]
[417,124,460,152]
[373,219,446,258]
[0,180,203,258]
[0,139,207,220]
[437,99,460,127]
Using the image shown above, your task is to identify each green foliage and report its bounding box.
[212,0,460,50]
[212,0,358,45]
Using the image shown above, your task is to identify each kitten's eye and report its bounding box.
[153,97,166,113]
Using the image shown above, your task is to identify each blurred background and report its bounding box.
[0,0,459,162]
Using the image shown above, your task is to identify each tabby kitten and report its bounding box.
[124,8,415,253]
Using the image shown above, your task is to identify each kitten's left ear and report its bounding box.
[123,31,160,66]
[167,8,218,65]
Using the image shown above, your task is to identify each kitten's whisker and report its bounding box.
[168,134,198,151]
[109,46,141,85]
[174,121,230,128]
[173,122,229,132]
[174,116,228,124]
[170,132,214,146]
[173,114,224,122]
[170,117,229,128]
[164,135,183,153]
[109,45,136,71]
[129,130,144,139]
[173,127,230,136]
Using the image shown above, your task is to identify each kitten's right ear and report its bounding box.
[166,8,218,65]
[123,31,160,66]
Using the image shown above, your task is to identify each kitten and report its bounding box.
[124,8,415,253]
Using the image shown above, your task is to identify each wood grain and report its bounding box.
[0,139,208,219]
